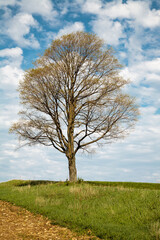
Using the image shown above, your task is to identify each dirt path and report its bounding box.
[0,200,98,240]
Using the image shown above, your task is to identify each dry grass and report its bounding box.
[69,184,99,199]
[35,196,47,207]
[151,221,160,240]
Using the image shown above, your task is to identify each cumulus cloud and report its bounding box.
[0,65,24,87]
[0,47,23,67]
[0,47,24,93]
[138,58,160,73]
[0,0,60,48]
[5,13,40,48]
[0,0,58,22]
[0,104,20,129]
[91,17,124,46]
[0,47,23,58]
[121,58,160,85]
[0,0,16,7]
[120,58,160,111]
[79,0,160,50]
[82,0,160,28]
[18,0,58,21]
[81,0,102,14]
[128,1,160,28]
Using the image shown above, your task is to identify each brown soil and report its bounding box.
[0,200,99,240]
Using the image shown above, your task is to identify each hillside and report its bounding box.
[0,180,160,239]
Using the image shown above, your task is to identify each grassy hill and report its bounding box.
[0,180,160,239]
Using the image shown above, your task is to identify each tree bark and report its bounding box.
[67,90,77,181]
[68,155,77,182]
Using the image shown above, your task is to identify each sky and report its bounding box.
[0,0,160,183]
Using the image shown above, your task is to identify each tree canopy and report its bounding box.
[10,31,139,181]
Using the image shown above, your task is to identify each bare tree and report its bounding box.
[10,32,139,182]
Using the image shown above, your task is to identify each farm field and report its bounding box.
[0,180,160,240]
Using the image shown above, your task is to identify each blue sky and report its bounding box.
[0,0,160,183]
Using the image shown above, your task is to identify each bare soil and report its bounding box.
[0,200,98,240]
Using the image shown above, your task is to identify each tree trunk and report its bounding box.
[67,87,77,182]
[68,155,77,182]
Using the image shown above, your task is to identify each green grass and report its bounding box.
[0,180,160,239]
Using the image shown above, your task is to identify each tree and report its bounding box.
[10,31,139,182]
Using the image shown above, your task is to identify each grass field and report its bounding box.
[0,180,160,240]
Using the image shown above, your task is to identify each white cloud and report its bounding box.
[83,0,160,28]
[0,0,58,22]
[0,0,60,48]
[121,58,160,86]
[0,0,16,7]
[18,0,58,21]
[56,21,85,38]
[0,47,24,93]
[120,58,160,109]
[103,0,131,18]
[132,2,160,28]
[5,13,40,48]
[0,104,20,129]
[79,0,160,51]
[92,17,124,46]
[0,47,23,68]
[138,58,160,73]
[82,0,102,14]
[0,47,23,58]
[0,65,24,92]
[108,0,160,28]
[146,73,160,87]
